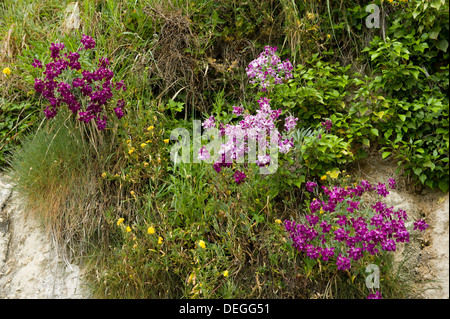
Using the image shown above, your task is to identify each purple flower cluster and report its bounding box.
[285,178,428,271]
[367,291,382,299]
[33,35,126,130]
[321,119,332,131]
[233,170,246,185]
[246,46,293,92]
[198,46,299,185]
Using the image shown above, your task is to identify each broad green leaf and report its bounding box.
[382,151,391,159]
[370,128,379,136]
[436,39,448,52]
[419,174,427,184]
[363,138,370,147]
[413,42,428,53]
[398,114,406,122]
[438,181,449,193]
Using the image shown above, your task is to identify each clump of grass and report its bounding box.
[6,110,126,258]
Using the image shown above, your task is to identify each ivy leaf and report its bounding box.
[413,42,428,53]
[436,39,448,52]
[419,174,427,184]
[438,182,449,193]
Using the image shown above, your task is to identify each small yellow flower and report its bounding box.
[128,147,135,154]
[223,270,229,277]
[329,170,340,179]
[143,162,149,167]
[158,236,163,244]
[321,175,327,180]
[141,143,147,148]
[163,139,170,144]
[147,126,154,131]
[2,67,11,75]
[275,219,282,224]
[126,226,131,232]
[101,172,107,178]
[147,226,155,234]
[117,218,124,226]
[198,240,206,249]
[319,209,324,214]
[130,190,135,195]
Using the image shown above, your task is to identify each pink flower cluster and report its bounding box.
[198,96,298,184]
[33,35,126,130]
[246,46,293,92]
[198,46,298,184]
[284,178,428,271]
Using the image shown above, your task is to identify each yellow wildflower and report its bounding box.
[117,218,124,226]
[128,147,135,154]
[147,226,155,234]
[101,172,107,178]
[143,162,149,167]
[158,236,163,244]
[321,175,327,180]
[163,139,170,144]
[2,67,11,75]
[126,226,131,232]
[147,126,154,131]
[130,190,135,195]
[198,240,206,249]
[275,219,282,224]
[223,270,229,277]
[329,170,340,179]
[141,143,147,148]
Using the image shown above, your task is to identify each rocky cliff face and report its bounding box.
[0,175,91,299]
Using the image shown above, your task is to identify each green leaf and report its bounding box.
[413,167,422,176]
[436,128,448,135]
[413,42,428,53]
[419,174,427,184]
[436,39,448,52]
[438,181,449,193]
[398,114,406,122]
[382,151,391,159]
[363,138,370,147]
[370,128,379,136]
[423,161,436,171]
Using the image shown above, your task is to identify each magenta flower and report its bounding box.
[81,34,96,50]
[32,59,43,68]
[202,116,216,130]
[413,219,429,231]
[321,119,332,131]
[336,254,351,270]
[233,170,246,185]
[232,105,244,115]
[367,291,382,299]
[388,178,396,189]
[198,146,211,161]
[376,183,389,197]
[306,181,317,192]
